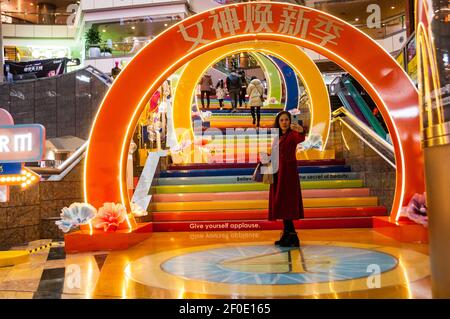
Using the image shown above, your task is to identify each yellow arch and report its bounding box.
[172,41,331,147]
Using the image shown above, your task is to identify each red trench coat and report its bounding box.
[268,129,305,221]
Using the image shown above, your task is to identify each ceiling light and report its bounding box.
[355,18,359,21]
[164,23,168,27]
[391,6,395,9]
[102,29,106,32]
[131,26,135,30]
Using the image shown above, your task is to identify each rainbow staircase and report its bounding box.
[149,158,387,232]
[147,106,387,232]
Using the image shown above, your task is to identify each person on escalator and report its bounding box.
[226,70,242,113]
[247,76,264,127]
[268,111,305,247]
[216,79,227,110]
[199,73,213,108]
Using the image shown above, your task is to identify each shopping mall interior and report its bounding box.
[0,0,449,301]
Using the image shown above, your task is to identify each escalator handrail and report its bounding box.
[332,107,395,168]
[29,142,88,176]
[341,76,388,139]
[84,65,113,86]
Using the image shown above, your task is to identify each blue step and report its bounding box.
[157,172,362,185]
[160,165,352,178]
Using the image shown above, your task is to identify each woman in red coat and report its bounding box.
[268,111,305,247]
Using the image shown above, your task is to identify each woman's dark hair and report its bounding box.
[273,111,292,136]
[251,75,257,80]
[216,79,223,89]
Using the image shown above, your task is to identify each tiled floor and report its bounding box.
[0,229,431,299]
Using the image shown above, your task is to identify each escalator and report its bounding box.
[330,74,389,141]
[332,107,395,169]
[19,65,112,179]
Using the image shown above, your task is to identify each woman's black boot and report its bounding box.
[274,232,289,245]
[279,232,300,247]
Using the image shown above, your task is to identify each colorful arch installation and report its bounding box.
[171,41,330,146]
[251,52,283,107]
[268,55,300,111]
[84,2,423,227]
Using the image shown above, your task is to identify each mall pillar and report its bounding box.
[417,0,450,298]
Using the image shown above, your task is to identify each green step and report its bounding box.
[153,179,364,194]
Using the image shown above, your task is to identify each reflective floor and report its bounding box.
[0,229,431,299]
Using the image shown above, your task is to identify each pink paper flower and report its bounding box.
[92,202,127,232]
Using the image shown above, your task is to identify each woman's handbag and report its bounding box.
[252,162,273,184]
[252,162,263,182]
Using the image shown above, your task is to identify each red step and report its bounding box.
[152,206,387,222]
[151,217,374,232]
[168,159,345,170]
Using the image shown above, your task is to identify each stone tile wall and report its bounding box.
[0,69,109,140]
[326,121,396,213]
[0,162,84,249]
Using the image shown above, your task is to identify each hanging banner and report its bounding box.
[4,58,68,80]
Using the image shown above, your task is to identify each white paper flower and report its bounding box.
[131,202,148,217]
[55,202,97,233]
[288,108,301,115]
[201,111,212,119]
[299,134,323,150]
[170,139,192,153]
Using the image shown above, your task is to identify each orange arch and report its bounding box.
[84,2,423,226]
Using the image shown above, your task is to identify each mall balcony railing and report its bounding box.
[353,14,407,40]
[1,12,72,25]
[85,40,152,59]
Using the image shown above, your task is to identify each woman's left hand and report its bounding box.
[291,123,304,133]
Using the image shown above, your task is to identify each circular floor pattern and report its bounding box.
[125,241,430,297]
[161,245,398,285]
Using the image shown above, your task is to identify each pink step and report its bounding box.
[152,188,371,202]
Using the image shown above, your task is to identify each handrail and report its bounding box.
[30,142,88,177]
[332,107,396,169]
[85,65,114,85]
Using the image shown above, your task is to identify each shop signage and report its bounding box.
[0,124,45,163]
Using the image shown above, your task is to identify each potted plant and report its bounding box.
[100,45,112,57]
[85,25,102,58]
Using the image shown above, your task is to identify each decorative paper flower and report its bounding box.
[401,193,428,227]
[131,202,148,217]
[55,203,97,233]
[269,97,278,104]
[91,202,127,232]
[201,111,212,119]
[299,134,323,150]
[288,108,301,115]
[170,139,192,153]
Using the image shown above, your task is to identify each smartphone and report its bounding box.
[292,114,302,126]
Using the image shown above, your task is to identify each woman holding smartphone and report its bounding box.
[268,111,306,247]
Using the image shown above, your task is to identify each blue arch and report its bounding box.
[268,56,299,111]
